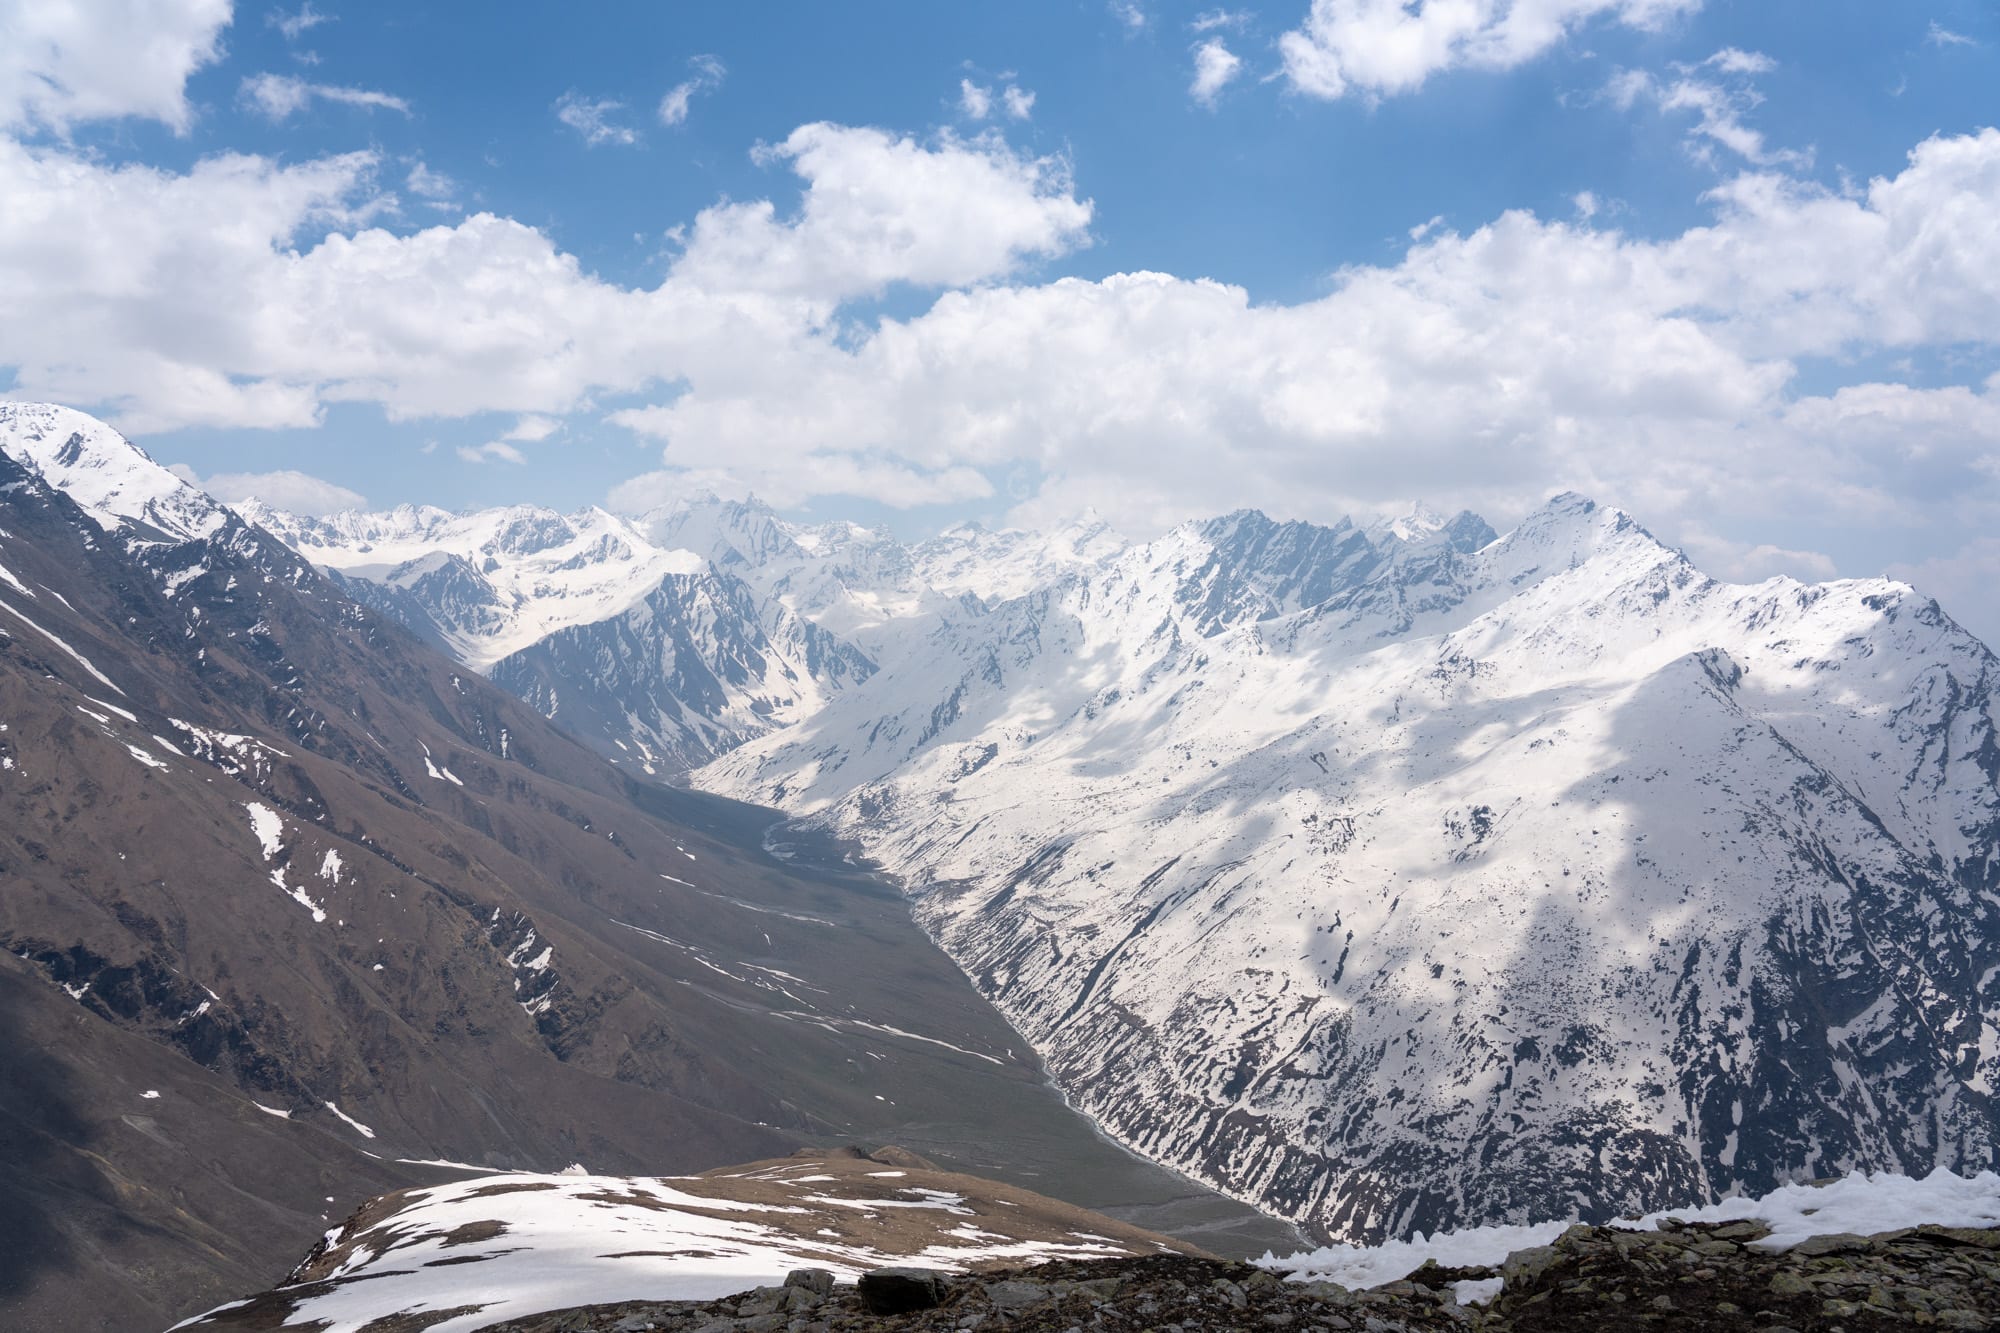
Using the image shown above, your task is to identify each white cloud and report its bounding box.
[1110,1,1148,31]
[959,79,993,120]
[1279,0,1702,100]
[1927,21,1975,48]
[1191,39,1245,107]
[1571,190,1599,219]
[1002,85,1036,120]
[270,2,331,42]
[1192,9,1253,33]
[504,414,559,442]
[457,441,527,465]
[172,464,368,515]
[4,16,1998,607]
[405,160,456,204]
[659,54,725,127]
[0,0,231,134]
[669,124,1092,303]
[0,122,1092,435]
[1607,53,1805,168]
[554,92,637,146]
[241,73,412,121]
[1703,47,1775,75]
[605,131,2000,583]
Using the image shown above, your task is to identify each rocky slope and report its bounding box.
[0,404,1290,1331]
[699,496,2000,1245]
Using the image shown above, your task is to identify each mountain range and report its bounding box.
[242,443,2000,1248]
[4,399,1997,1326]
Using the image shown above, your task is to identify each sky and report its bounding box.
[2,1,1999,640]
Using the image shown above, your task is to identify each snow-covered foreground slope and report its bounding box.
[174,1149,1196,1333]
[700,495,2000,1244]
[1265,1167,2000,1295]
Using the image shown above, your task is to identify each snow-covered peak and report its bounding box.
[638,493,802,571]
[1363,501,1497,552]
[0,402,230,544]
[1477,491,1679,589]
[912,509,1129,604]
[248,498,706,668]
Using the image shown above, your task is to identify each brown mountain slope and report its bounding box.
[0,434,1296,1330]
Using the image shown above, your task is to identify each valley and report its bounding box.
[0,405,1291,1332]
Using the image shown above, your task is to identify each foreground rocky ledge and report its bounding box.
[481,1219,2000,1333]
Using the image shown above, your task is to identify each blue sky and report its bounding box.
[3,1,2000,638]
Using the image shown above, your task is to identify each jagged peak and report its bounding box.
[0,400,230,544]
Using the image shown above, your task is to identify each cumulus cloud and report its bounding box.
[668,124,1092,302]
[1279,0,1702,100]
[0,0,231,134]
[5,15,2000,618]
[1110,1,1149,31]
[554,92,637,146]
[659,54,725,127]
[1191,39,1245,106]
[606,131,2000,588]
[172,464,368,515]
[1002,85,1036,120]
[240,73,412,120]
[0,122,1093,435]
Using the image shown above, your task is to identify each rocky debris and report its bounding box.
[475,1219,2000,1332]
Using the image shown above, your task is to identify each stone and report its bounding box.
[783,1269,834,1297]
[1789,1232,1873,1258]
[734,1287,786,1316]
[986,1279,1053,1310]
[1709,1220,1773,1242]
[1499,1244,1559,1284]
[858,1266,950,1314]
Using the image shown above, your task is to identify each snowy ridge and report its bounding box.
[699,494,2000,1244]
